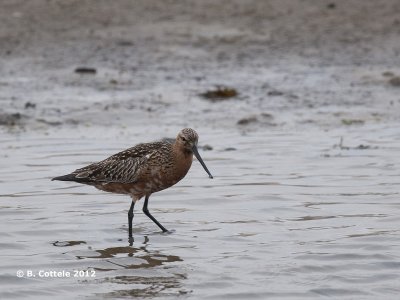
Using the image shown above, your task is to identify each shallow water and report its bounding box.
[1,124,400,299]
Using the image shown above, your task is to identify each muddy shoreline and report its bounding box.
[1,0,400,133]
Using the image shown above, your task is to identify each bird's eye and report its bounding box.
[181,137,187,142]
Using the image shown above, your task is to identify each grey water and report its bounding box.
[0,124,399,299]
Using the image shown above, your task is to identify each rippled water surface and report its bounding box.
[1,125,400,299]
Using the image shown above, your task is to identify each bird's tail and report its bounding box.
[52,173,93,183]
[51,174,77,181]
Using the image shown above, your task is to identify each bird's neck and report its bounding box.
[172,144,193,180]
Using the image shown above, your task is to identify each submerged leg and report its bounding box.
[128,200,135,240]
[143,194,168,232]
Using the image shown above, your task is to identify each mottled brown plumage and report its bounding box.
[52,128,213,240]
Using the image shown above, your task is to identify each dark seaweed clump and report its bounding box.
[200,86,238,101]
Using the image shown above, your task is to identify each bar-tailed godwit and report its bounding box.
[52,128,213,241]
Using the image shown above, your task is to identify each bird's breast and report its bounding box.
[143,151,193,192]
[172,150,193,181]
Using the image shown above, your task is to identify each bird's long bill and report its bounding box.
[192,146,213,179]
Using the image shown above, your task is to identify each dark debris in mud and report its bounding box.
[388,76,400,87]
[116,40,134,47]
[37,118,63,126]
[75,67,97,74]
[0,112,26,126]
[327,3,336,9]
[382,70,400,86]
[24,102,36,109]
[237,113,276,127]
[199,86,238,101]
[382,71,395,77]
[200,144,213,151]
[267,90,285,97]
[237,116,258,125]
[341,119,365,126]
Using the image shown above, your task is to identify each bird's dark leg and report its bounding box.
[143,194,168,232]
[128,200,135,243]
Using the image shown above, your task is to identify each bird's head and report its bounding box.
[176,128,213,179]
[176,128,199,151]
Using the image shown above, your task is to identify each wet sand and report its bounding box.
[1,1,400,299]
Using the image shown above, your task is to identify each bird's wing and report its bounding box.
[72,143,159,183]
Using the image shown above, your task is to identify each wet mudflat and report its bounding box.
[1,124,399,299]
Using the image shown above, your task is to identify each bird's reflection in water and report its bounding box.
[103,272,189,299]
[75,236,182,268]
[53,236,188,298]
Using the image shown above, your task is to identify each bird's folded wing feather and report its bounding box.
[72,143,159,183]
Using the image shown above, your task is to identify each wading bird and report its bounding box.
[52,128,213,242]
